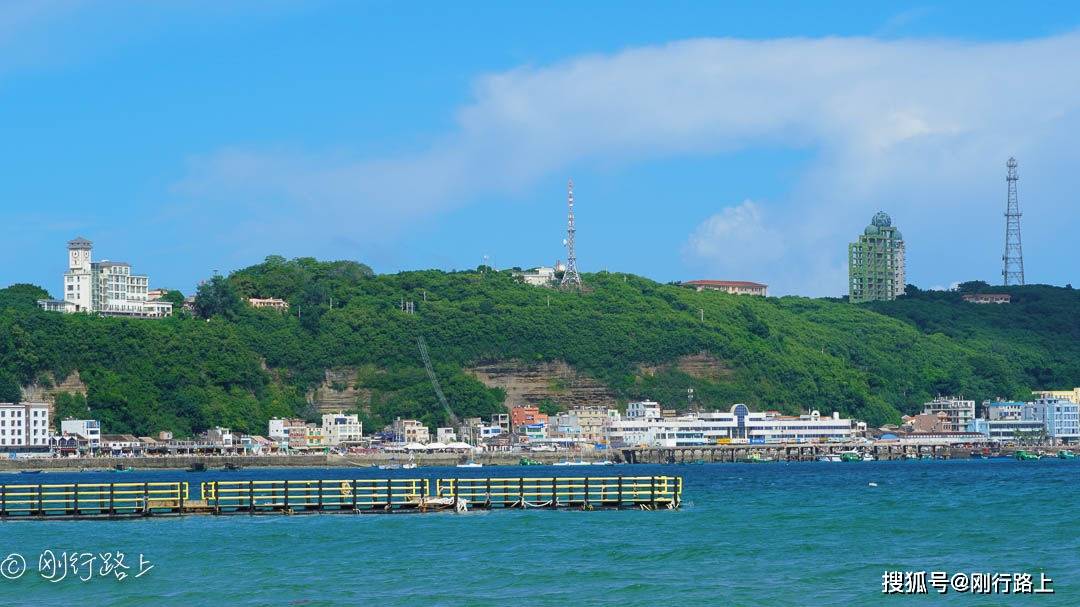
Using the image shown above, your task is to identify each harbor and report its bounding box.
[0,475,682,519]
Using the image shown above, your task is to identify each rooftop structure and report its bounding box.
[249,297,290,311]
[848,212,906,303]
[682,280,767,296]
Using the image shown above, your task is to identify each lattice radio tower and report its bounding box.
[559,178,583,290]
[1002,157,1025,286]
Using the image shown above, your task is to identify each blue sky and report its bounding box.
[2,1,1079,296]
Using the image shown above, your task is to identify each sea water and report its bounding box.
[1,460,1077,606]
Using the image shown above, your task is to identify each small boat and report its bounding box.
[591,460,616,466]
[456,461,483,468]
[1057,450,1076,459]
[739,452,772,464]
[861,453,875,462]
[378,462,402,470]
[1014,450,1041,461]
[839,450,863,462]
[112,464,134,472]
[19,469,43,474]
[817,454,842,462]
[186,462,207,472]
[223,463,243,471]
[518,457,542,466]
[401,463,418,470]
[552,460,589,466]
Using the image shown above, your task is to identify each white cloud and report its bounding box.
[683,201,785,275]
[175,32,1080,294]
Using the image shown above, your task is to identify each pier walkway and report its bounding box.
[0,476,681,519]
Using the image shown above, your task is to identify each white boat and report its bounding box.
[401,463,418,469]
[817,454,842,462]
[861,453,875,462]
[553,460,590,466]
[456,461,482,468]
[591,460,615,466]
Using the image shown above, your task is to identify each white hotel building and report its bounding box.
[37,237,172,318]
[608,401,863,448]
[0,402,51,450]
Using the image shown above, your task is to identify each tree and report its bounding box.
[161,290,186,309]
[193,276,243,320]
[0,372,21,403]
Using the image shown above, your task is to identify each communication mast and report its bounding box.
[559,178,583,290]
[1002,157,1025,286]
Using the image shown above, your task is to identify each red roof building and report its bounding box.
[682,280,768,296]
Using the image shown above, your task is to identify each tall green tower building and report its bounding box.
[848,211,906,303]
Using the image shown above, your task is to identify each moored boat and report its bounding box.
[1057,450,1076,459]
[1014,450,1040,461]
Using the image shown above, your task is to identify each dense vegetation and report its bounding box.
[1,257,1077,436]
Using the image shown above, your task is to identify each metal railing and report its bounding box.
[0,482,188,517]
[199,479,429,513]
[436,476,682,509]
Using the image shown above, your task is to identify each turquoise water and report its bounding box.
[1,460,1077,606]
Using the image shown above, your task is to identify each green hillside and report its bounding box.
[1,257,1077,436]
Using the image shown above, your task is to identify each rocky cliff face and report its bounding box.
[467,360,618,410]
[21,370,88,420]
[639,351,733,381]
[306,368,371,414]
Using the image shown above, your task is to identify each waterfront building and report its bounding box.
[903,412,951,433]
[305,426,328,449]
[962,293,1011,304]
[436,427,457,443]
[510,405,548,429]
[921,397,975,433]
[607,403,860,448]
[60,418,101,450]
[1033,388,1080,404]
[101,434,143,454]
[321,412,362,445]
[205,427,234,448]
[896,431,988,446]
[0,402,51,449]
[268,418,307,443]
[848,212,906,303]
[492,413,511,435]
[37,237,173,318]
[969,418,1046,442]
[983,401,1026,420]
[392,418,430,444]
[248,297,290,311]
[1022,398,1080,443]
[682,280,768,296]
[559,406,612,443]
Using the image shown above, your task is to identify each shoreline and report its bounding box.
[0,452,622,472]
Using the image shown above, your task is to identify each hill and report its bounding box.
[1,257,1077,436]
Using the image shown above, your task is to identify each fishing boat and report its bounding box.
[817,454,842,462]
[19,469,43,475]
[112,464,134,472]
[223,463,243,471]
[1014,450,1041,461]
[519,457,542,466]
[839,450,863,462]
[1057,450,1076,459]
[186,462,207,472]
[401,462,418,469]
[739,452,772,463]
[552,460,590,466]
[456,460,483,468]
[591,460,616,466]
[861,453,876,462]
